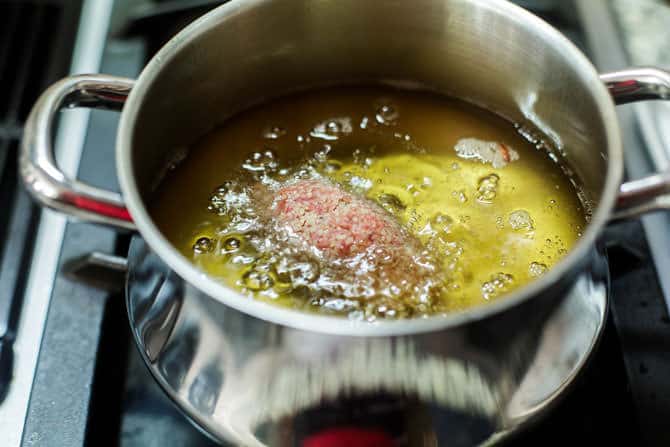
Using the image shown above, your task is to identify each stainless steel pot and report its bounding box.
[20,0,670,445]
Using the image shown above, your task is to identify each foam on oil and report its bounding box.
[150,86,586,320]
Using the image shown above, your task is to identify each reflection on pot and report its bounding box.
[127,236,607,446]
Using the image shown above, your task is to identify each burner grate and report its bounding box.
[0,1,78,173]
[0,0,81,403]
[0,4,59,130]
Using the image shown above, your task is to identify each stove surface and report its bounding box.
[4,1,670,446]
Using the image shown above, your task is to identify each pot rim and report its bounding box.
[116,0,622,336]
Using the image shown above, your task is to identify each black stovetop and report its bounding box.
[0,0,82,405]
[8,1,670,446]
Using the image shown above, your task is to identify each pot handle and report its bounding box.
[601,67,670,221]
[20,74,137,231]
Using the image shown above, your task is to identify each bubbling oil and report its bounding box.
[150,86,587,320]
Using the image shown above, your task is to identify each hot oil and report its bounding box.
[150,86,586,319]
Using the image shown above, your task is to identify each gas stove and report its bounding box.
[2,1,670,446]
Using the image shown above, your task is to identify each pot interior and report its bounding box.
[119,0,620,330]
[129,0,616,204]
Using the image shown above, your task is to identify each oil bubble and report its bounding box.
[349,175,373,191]
[452,190,468,203]
[377,193,406,214]
[207,182,250,216]
[243,263,274,291]
[270,261,294,294]
[508,210,535,231]
[372,247,395,265]
[310,117,353,140]
[529,261,548,277]
[375,104,399,125]
[481,273,514,300]
[431,213,454,236]
[353,146,375,167]
[212,180,234,195]
[262,125,286,140]
[406,184,421,197]
[288,261,319,285]
[273,280,293,295]
[323,160,343,172]
[193,237,214,254]
[327,121,341,133]
[242,149,278,173]
[208,181,234,215]
[476,173,500,204]
[314,144,332,161]
[222,237,242,253]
